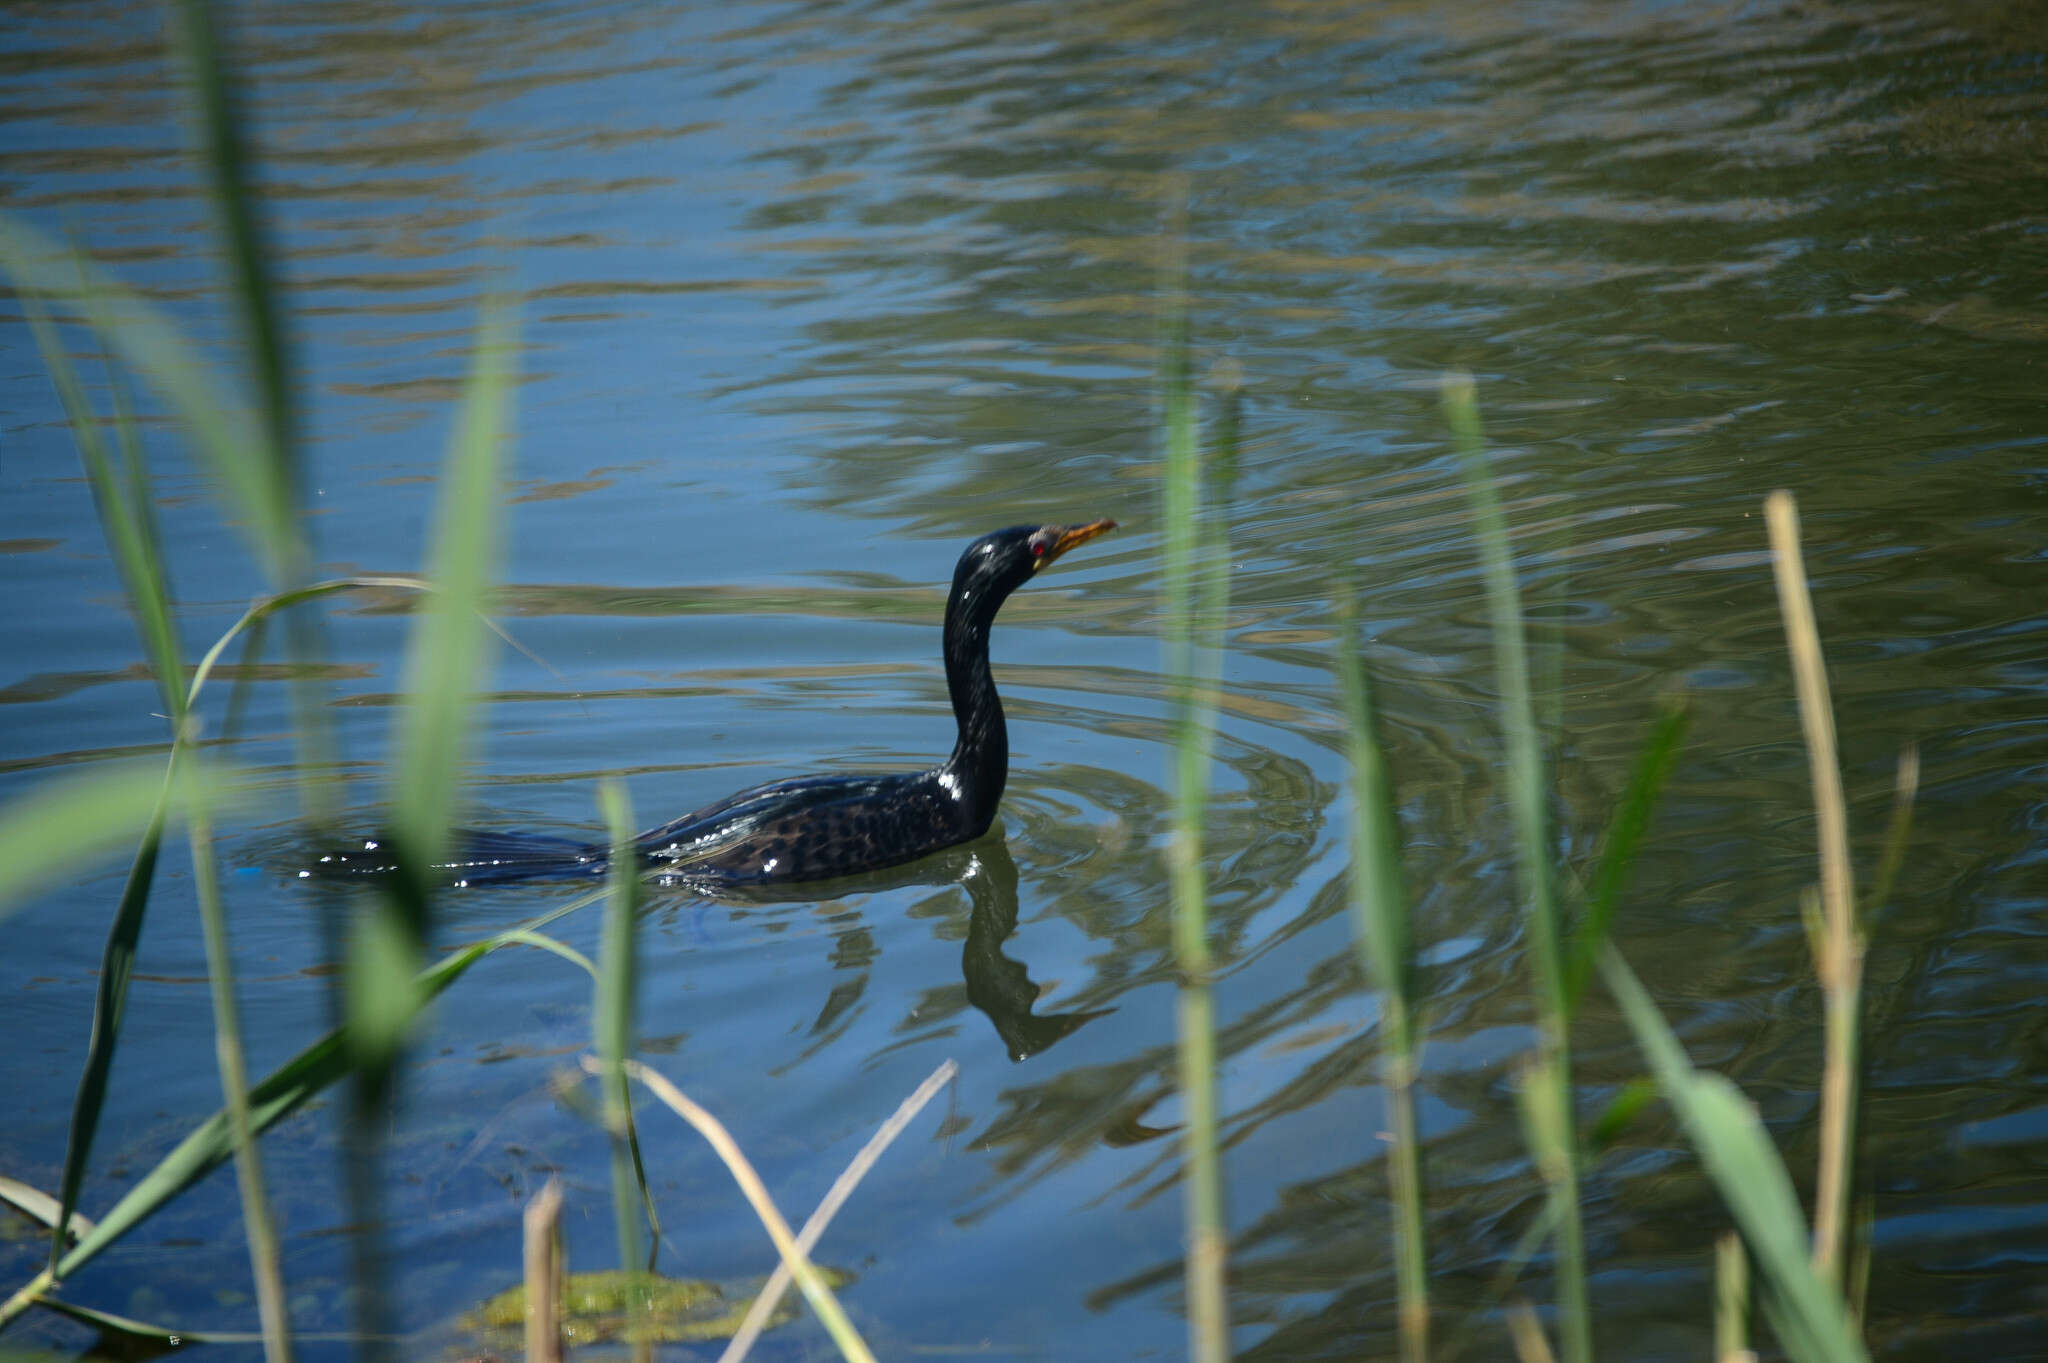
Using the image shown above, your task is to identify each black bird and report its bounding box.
[325,520,1117,887]
[633,518,1117,885]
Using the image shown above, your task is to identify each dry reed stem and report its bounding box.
[522,1176,563,1363]
[1764,489,1861,1287]
[1505,1301,1558,1363]
[716,1060,957,1363]
[597,1058,877,1363]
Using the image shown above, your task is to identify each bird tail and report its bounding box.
[439,828,609,884]
[306,828,608,885]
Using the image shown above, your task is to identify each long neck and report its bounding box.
[940,582,1008,834]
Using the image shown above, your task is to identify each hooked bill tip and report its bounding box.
[1045,518,1117,563]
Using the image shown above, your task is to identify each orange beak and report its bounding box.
[1038,518,1118,569]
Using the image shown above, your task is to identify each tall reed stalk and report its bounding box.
[1160,201,1231,1363]
[1580,489,1884,1363]
[120,5,306,1357]
[187,790,295,1363]
[1762,491,1861,1287]
[16,291,185,1278]
[596,781,647,1294]
[1332,589,1428,1362]
[1442,372,1589,1363]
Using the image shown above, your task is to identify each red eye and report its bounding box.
[1031,541,1046,557]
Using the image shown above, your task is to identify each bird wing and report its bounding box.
[634,771,905,868]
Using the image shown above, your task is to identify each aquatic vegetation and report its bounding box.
[1308,373,1890,1363]
[456,1266,852,1353]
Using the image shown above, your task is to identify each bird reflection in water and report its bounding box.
[670,831,1109,1062]
[956,836,1112,1062]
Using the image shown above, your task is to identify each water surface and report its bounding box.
[3,2,2045,1359]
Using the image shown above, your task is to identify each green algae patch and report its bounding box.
[457,1266,852,1352]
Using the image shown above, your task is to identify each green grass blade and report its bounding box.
[159,0,345,854]
[1562,702,1690,1011]
[352,297,518,1073]
[1597,944,1868,1363]
[0,763,232,924]
[0,215,290,579]
[596,781,645,1279]
[1443,370,1563,1021]
[8,1013,344,1322]
[0,890,605,1328]
[1332,588,1413,1034]
[389,296,518,886]
[218,611,273,744]
[165,2,336,857]
[185,789,294,1363]
[166,0,296,496]
[105,360,173,652]
[495,929,598,980]
[47,781,171,1271]
[1444,370,1587,1363]
[185,576,430,712]
[17,291,195,1268]
[1331,587,1427,1361]
[1585,1077,1657,1153]
[33,1294,269,1346]
[18,291,184,721]
[1160,227,1204,782]
[0,1178,95,1244]
[344,902,424,1094]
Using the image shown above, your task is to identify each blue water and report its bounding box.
[4,2,2046,1359]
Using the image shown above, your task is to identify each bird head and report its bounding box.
[950,519,1117,621]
